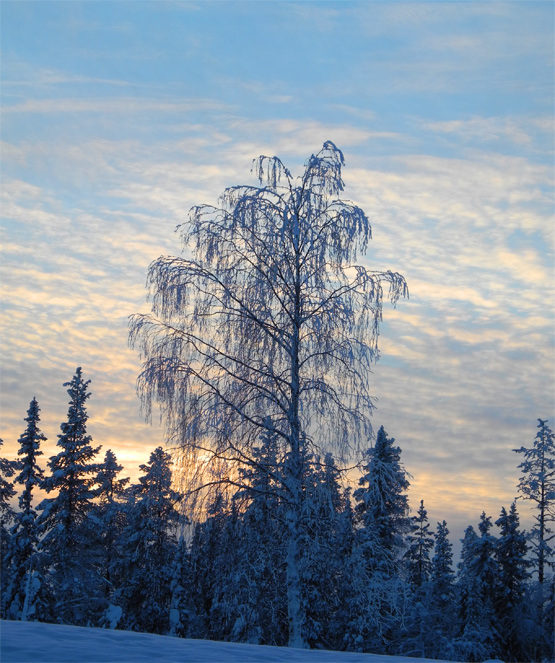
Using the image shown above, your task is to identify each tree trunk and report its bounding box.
[286,258,308,649]
[284,389,307,648]
[539,440,546,585]
[285,495,306,648]
[21,566,34,622]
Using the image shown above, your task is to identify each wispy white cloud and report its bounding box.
[2,117,552,505]
[1,97,231,114]
[3,70,135,88]
[421,115,554,150]
[1,0,552,540]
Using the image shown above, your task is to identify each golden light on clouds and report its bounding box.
[1,1,553,558]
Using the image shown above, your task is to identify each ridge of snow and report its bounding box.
[1,620,455,663]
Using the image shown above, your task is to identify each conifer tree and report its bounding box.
[430,520,455,608]
[37,367,102,625]
[95,449,129,620]
[456,526,478,630]
[0,438,17,617]
[343,539,403,655]
[300,453,350,649]
[0,438,16,529]
[473,512,499,611]
[426,520,456,659]
[399,511,448,660]
[454,518,499,661]
[332,485,356,646]
[513,420,555,663]
[187,485,232,640]
[117,446,179,634]
[354,425,410,574]
[346,426,410,653]
[169,536,194,638]
[494,501,529,662]
[206,498,259,643]
[514,418,555,584]
[404,499,434,588]
[3,398,46,620]
[222,427,287,645]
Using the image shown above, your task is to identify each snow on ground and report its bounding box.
[1,620,453,663]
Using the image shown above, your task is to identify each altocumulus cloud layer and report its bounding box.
[1,1,553,545]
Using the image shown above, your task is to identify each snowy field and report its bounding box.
[1,620,454,663]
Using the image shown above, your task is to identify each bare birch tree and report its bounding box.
[129,141,408,647]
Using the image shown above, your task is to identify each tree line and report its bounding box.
[1,368,553,662]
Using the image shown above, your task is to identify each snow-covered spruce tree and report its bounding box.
[343,537,405,655]
[219,424,288,645]
[3,398,46,621]
[36,367,102,626]
[332,484,356,646]
[186,485,234,640]
[0,438,17,617]
[117,446,179,635]
[94,449,129,623]
[129,142,407,647]
[196,448,352,649]
[404,499,434,588]
[299,452,352,650]
[169,535,195,638]
[345,425,410,654]
[187,480,277,644]
[0,438,16,516]
[494,501,529,662]
[353,425,410,574]
[426,520,456,660]
[453,517,500,662]
[517,577,555,663]
[456,526,479,637]
[399,500,435,659]
[514,418,555,585]
[0,438,16,530]
[472,513,498,595]
[206,497,261,643]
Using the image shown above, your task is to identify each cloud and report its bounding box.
[1,97,231,115]
[421,115,554,151]
[1,101,552,541]
[493,249,550,286]
[3,69,135,88]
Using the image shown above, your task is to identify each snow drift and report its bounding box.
[1,620,453,663]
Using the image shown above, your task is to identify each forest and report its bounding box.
[1,370,553,663]
[1,143,553,662]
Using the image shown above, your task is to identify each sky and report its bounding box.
[1,1,554,551]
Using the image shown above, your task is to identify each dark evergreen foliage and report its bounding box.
[453,517,500,662]
[428,520,456,657]
[494,501,530,662]
[353,425,410,574]
[3,398,46,621]
[0,438,17,617]
[346,425,410,654]
[300,453,351,650]
[1,398,552,661]
[36,368,102,625]
[404,499,434,588]
[94,449,130,620]
[228,429,288,645]
[515,418,555,584]
[168,536,193,638]
[0,439,16,520]
[116,446,179,634]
